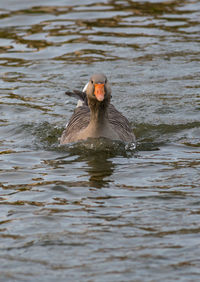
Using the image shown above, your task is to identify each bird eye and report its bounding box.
[91,80,93,84]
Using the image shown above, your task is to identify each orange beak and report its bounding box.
[94,83,105,101]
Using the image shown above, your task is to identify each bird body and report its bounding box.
[60,74,135,145]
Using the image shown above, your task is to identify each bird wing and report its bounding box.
[60,105,90,144]
[108,104,135,142]
[65,90,88,106]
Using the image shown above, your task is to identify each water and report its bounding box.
[0,0,200,281]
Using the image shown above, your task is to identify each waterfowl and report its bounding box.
[60,73,135,144]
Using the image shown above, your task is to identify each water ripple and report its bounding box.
[0,0,200,281]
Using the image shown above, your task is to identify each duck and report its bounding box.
[60,73,136,145]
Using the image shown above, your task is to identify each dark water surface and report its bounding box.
[0,0,200,281]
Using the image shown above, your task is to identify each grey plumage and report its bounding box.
[60,73,135,144]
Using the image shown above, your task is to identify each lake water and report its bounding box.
[0,0,200,281]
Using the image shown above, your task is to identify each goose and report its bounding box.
[60,73,136,145]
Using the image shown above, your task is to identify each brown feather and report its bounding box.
[60,73,136,144]
[60,103,135,144]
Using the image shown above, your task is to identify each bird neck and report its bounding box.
[88,99,109,127]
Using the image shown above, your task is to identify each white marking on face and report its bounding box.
[83,82,89,92]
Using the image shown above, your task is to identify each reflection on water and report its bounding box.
[0,0,200,281]
[53,151,115,189]
[86,155,114,187]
